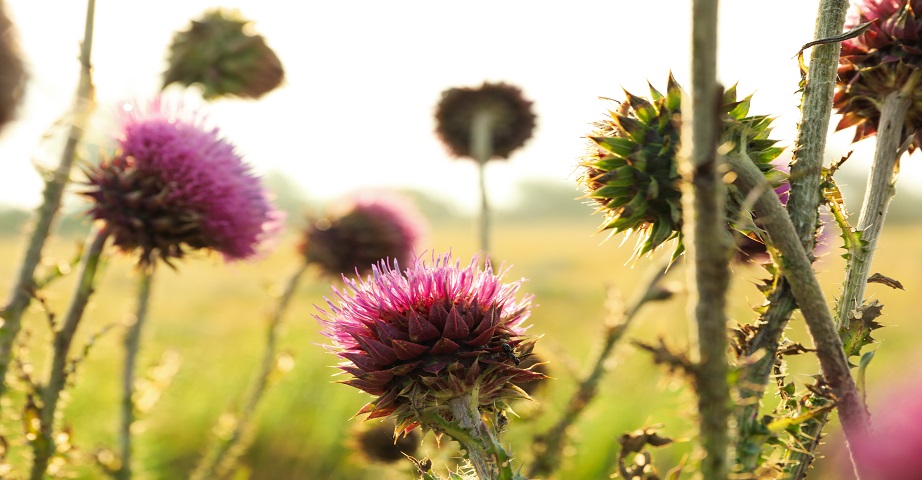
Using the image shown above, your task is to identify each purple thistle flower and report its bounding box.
[83,98,283,266]
[315,253,544,433]
[300,193,426,277]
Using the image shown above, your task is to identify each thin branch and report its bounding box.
[528,261,670,478]
[116,266,156,480]
[190,262,309,480]
[0,0,97,400]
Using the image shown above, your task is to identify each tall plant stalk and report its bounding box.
[116,266,155,480]
[681,1,730,477]
[472,110,493,261]
[836,85,915,326]
[734,0,850,469]
[30,225,109,480]
[0,0,97,400]
[190,263,309,480]
[727,155,871,478]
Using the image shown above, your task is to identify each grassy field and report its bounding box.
[0,216,920,479]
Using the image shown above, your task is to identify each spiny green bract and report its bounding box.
[578,73,784,258]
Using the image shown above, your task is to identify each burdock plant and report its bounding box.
[316,254,545,480]
[578,74,784,259]
[76,98,282,480]
[163,9,284,100]
[434,83,535,260]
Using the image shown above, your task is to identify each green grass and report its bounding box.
[1,217,920,479]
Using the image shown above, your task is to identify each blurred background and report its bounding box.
[0,1,920,479]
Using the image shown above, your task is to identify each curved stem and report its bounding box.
[0,0,97,400]
[190,262,309,480]
[30,225,109,480]
[727,155,871,478]
[734,0,850,470]
[116,266,155,480]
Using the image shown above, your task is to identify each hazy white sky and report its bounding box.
[1,0,918,213]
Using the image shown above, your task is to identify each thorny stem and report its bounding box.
[836,86,915,327]
[472,110,493,263]
[527,260,670,478]
[789,80,918,480]
[0,0,97,400]
[424,394,514,480]
[190,262,309,480]
[682,1,730,478]
[735,0,850,471]
[30,225,109,480]
[116,266,155,480]
[728,155,872,479]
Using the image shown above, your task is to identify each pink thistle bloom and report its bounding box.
[300,193,426,277]
[83,99,283,265]
[315,253,544,433]
[835,0,922,150]
[850,376,922,479]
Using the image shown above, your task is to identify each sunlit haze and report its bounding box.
[2,0,919,214]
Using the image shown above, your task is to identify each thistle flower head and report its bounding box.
[835,0,922,150]
[316,253,544,433]
[83,99,283,266]
[164,9,284,100]
[434,82,536,160]
[579,74,783,258]
[0,3,24,131]
[301,194,426,277]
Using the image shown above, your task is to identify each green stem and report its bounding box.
[735,0,850,470]
[836,86,914,327]
[30,225,109,480]
[425,394,513,480]
[727,155,871,478]
[683,1,730,477]
[0,0,96,401]
[527,260,670,478]
[116,266,155,480]
[190,262,309,480]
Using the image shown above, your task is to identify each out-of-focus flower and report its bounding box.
[835,0,922,150]
[300,194,426,277]
[434,82,536,160]
[849,375,922,479]
[579,74,783,258]
[732,164,833,264]
[83,99,283,266]
[316,254,545,433]
[0,2,25,131]
[351,419,421,464]
[164,9,284,100]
